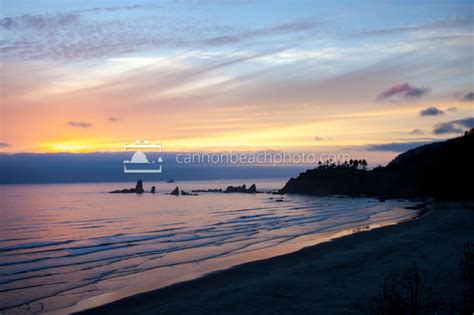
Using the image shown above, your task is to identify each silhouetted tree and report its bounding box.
[353,160,359,169]
[360,264,438,314]
[361,159,368,170]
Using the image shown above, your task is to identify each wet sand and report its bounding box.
[80,202,474,314]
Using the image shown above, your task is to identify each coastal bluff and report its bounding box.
[279,129,474,200]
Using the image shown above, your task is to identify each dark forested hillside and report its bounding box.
[279,129,474,200]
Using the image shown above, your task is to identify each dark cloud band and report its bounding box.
[433,117,474,134]
[376,83,430,102]
[420,106,444,117]
[67,121,93,128]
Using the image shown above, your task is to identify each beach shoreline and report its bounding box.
[1,184,415,314]
[47,197,417,315]
[72,202,473,314]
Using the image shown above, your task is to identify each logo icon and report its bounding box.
[123,140,163,173]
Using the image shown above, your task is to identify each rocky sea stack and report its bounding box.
[110,180,145,194]
[224,184,258,193]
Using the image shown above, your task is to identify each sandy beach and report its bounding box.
[80,202,474,314]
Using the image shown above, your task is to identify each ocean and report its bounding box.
[0,179,416,314]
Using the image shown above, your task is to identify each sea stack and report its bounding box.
[135,180,144,194]
[224,184,258,193]
[246,184,257,193]
[170,186,179,196]
[224,184,246,193]
[109,180,145,194]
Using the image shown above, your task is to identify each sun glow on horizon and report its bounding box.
[39,140,124,153]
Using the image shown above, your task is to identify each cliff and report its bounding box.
[279,129,474,200]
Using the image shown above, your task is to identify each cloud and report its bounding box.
[174,0,253,5]
[351,16,474,38]
[314,137,324,141]
[433,123,463,134]
[447,117,474,128]
[367,141,434,152]
[459,92,474,102]
[0,142,11,148]
[419,106,444,117]
[202,20,318,46]
[108,117,120,122]
[53,37,471,127]
[0,13,81,30]
[2,18,472,150]
[78,4,159,13]
[0,4,318,61]
[67,121,93,128]
[446,107,457,112]
[409,129,424,135]
[0,5,157,31]
[376,83,431,102]
[433,117,474,134]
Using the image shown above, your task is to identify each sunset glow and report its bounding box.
[1,2,473,314]
[1,0,473,165]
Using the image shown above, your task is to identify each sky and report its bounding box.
[0,0,473,168]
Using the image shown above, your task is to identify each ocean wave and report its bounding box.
[0,186,413,314]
